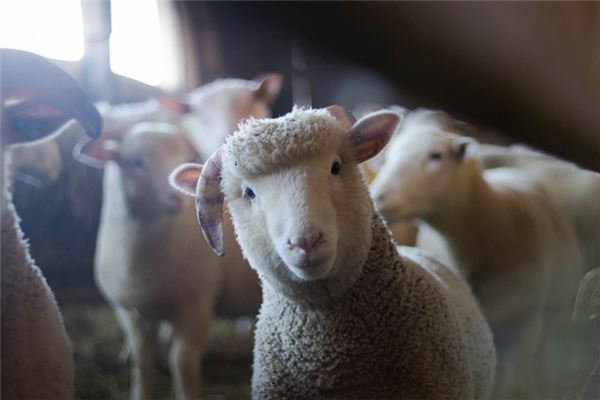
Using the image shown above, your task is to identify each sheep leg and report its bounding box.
[169,302,214,400]
[115,307,158,400]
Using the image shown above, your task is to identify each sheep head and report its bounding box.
[168,74,283,160]
[76,122,197,219]
[370,109,475,223]
[170,106,399,296]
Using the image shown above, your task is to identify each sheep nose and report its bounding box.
[287,232,323,252]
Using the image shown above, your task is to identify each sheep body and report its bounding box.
[173,107,496,399]
[1,196,75,400]
[1,48,102,400]
[476,143,600,272]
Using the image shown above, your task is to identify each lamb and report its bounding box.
[75,122,218,400]
[369,109,583,399]
[170,106,496,399]
[74,124,259,400]
[1,49,101,399]
[476,143,600,272]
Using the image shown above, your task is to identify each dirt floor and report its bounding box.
[62,302,253,400]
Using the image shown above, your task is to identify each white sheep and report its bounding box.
[370,109,584,399]
[75,122,218,400]
[170,106,496,399]
[1,49,101,400]
[476,143,600,273]
[75,125,260,400]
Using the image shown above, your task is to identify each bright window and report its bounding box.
[0,0,84,61]
[110,0,167,86]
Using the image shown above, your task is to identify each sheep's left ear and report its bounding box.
[253,73,283,103]
[452,138,475,162]
[347,111,400,163]
[169,163,203,197]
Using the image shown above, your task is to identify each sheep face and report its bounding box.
[371,127,473,222]
[120,126,198,218]
[227,151,371,283]
[171,107,400,295]
[78,123,198,219]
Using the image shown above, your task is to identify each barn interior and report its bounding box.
[2,1,599,399]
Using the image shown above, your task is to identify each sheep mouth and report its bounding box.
[284,251,336,281]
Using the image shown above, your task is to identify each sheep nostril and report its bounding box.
[287,232,324,252]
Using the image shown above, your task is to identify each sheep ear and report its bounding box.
[1,49,102,143]
[158,96,192,117]
[196,148,225,257]
[452,138,474,162]
[253,73,283,103]
[2,101,72,145]
[347,111,400,163]
[169,163,203,197]
[72,138,120,169]
[326,105,356,130]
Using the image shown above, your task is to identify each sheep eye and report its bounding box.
[330,161,341,175]
[244,187,256,199]
[429,151,443,161]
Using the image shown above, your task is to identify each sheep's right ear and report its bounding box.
[346,110,400,163]
[253,73,283,104]
[169,163,203,197]
[72,138,119,169]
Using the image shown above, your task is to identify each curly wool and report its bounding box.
[252,215,495,400]
[224,107,345,176]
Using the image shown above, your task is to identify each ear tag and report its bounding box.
[350,132,362,144]
[12,117,40,140]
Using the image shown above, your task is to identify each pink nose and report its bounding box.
[287,232,323,252]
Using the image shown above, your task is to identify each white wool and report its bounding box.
[217,107,496,399]
[1,152,74,399]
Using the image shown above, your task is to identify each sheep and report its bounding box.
[170,106,496,399]
[1,48,101,400]
[97,73,282,159]
[74,123,261,399]
[75,122,218,400]
[476,143,600,273]
[369,109,584,399]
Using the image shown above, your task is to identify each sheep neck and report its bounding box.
[423,165,520,282]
